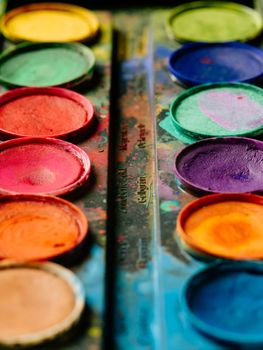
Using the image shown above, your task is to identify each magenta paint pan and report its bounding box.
[0,87,95,140]
[175,137,263,194]
[0,137,91,196]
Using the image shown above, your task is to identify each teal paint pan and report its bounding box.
[0,42,95,88]
[170,83,263,140]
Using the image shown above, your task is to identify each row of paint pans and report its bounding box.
[0,2,102,348]
[165,1,263,347]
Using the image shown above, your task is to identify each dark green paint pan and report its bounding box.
[0,42,95,88]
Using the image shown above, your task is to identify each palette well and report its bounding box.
[177,193,263,260]
[0,42,95,88]
[0,87,94,139]
[169,42,263,86]
[0,194,88,261]
[175,137,263,194]
[0,261,84,347]
[1,2,99,43]
[170,83,263,139]
[0,137,91,196]
[166,1,262,43]
[183,262,263,345]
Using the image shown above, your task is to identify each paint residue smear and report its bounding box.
[190,269,263,335]
[0,267,74,337]
[0,143,83,194]
[199,90,263,130]
[0,95,87,137]
[0,200,82,260]
[184,201,263,259]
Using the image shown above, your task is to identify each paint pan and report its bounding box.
[175,137,263,195]
[170,83,263,140]
[169,42,263,86]
[0,194,88,261]
[0,43,95,88]
[1,2,99,43]
[182,262,263,346]
[177,193,263,260]
[0,137,91,196]
[0,87,95,140]
[0,260,84,347]
[166,1,262,43]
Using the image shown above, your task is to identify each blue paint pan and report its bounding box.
[169,42,263,86]
[182,262,263,345]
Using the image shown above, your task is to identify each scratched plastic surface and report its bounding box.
[0,8,112,350]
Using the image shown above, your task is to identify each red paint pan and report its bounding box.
[0,137,91,196]
[0,87,95,140]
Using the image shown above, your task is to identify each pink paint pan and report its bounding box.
[0,87,95,140]
[0,137,91,196]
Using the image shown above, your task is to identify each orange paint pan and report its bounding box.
[0,195,88,262]
[177,193,263,260]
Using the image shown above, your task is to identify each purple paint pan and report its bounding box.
[174,137,263,194]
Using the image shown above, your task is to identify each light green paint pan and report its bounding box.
[0,42,95,88]
[166,1,263,43]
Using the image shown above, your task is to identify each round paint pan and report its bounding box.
[170,83,263,139]
[175,137,263,195]
[0,137,91,196]
[0,87,95,140]
[0,260,85,347]
[182,262,263,346]
[166,1,262,43]
[177,193,263,261]
[1,2,99,43]
[0,194,88,262]
[169,42,263,86]
[0,42,95,88]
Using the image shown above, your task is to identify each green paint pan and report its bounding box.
[166,1,263,43]
[170,83,263,141]
[0,42,95,88]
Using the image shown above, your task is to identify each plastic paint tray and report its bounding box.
[0,261,85,347]
[1,2,100,43]
[174,137,263,195]
[177,193,263,260]
[170,83,263,139]
[169,42,263,86]
[182,262,263,346]
[0,42,95,88]
[0,87,95,140]
[0,137,91,196]
[166,1,263,43]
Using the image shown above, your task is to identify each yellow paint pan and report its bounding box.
[1,3,99,43]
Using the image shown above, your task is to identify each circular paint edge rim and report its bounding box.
[166,1,263,42]
[174,136,263,195]
[0,137,91,196]
[1,2,100,43]
[168,42,263,86]
[181,261,263,345]
[0,42,96,89]
[0,194,88,262]
[176,193,263,260]
[0,260,85,347]
[0,87,95,140]
[169,82,263,138]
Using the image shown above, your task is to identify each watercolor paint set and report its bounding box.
[0,1,112,349]
[1,0,263,349]
[151,1,263,349]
